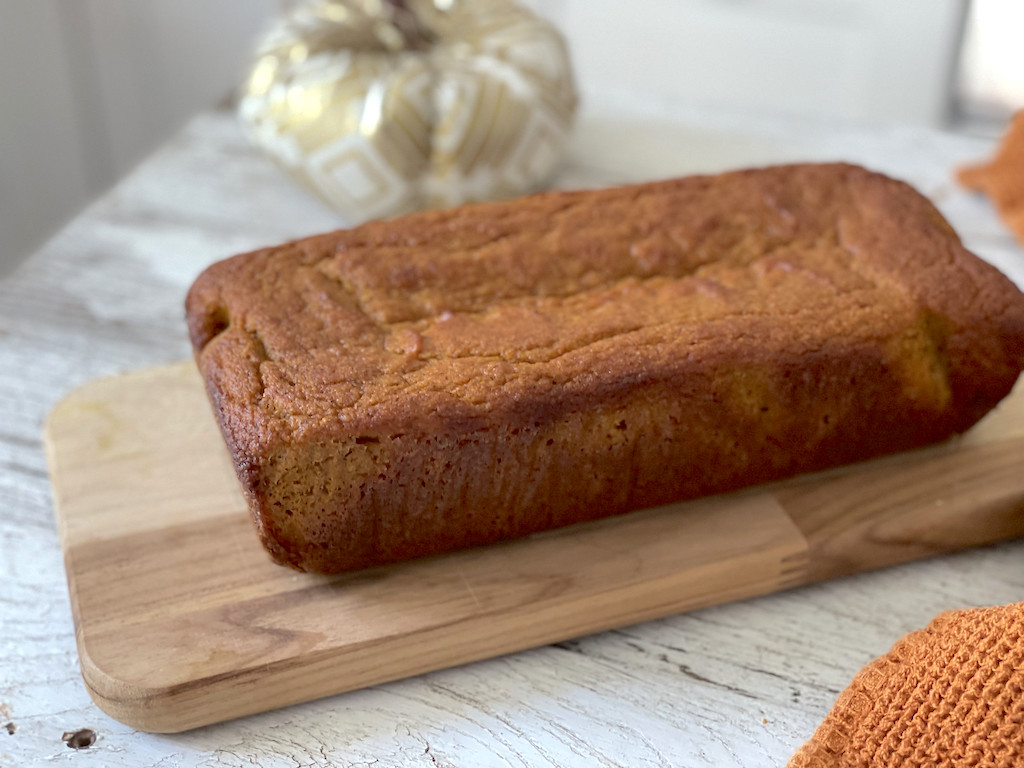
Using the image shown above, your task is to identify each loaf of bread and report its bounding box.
[186,163,1024,573]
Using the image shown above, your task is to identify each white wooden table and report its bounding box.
[3,97,1023,767]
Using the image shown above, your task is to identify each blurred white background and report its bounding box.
[1,0,1021,278]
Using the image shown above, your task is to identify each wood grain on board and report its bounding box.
[44,362,1024,733]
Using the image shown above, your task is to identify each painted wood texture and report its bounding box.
[44,361,1024,732]
[6,105,1024,767]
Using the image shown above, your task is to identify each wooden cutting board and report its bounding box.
[44,362,1024,733]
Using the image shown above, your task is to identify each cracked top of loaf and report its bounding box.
[186,163,1024,459]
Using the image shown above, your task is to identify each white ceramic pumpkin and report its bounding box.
[239,0,578,222]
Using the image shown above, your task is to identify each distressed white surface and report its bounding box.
[1,98,1023,768]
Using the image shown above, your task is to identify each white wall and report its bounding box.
[0,0,969,277]
[0,2,93,274]
[528,0,966,126]
[956,0,1024,120]
[0,0,278,277]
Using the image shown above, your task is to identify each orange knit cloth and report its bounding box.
[788,602,1024,768]
[958,110,1024,247]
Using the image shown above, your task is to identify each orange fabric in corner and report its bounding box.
[789,602,1024,768]
[959,111,1024,246]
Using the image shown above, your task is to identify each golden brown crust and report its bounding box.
[186,163,1024,573]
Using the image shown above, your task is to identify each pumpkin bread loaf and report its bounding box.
[186,163,1024,573]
